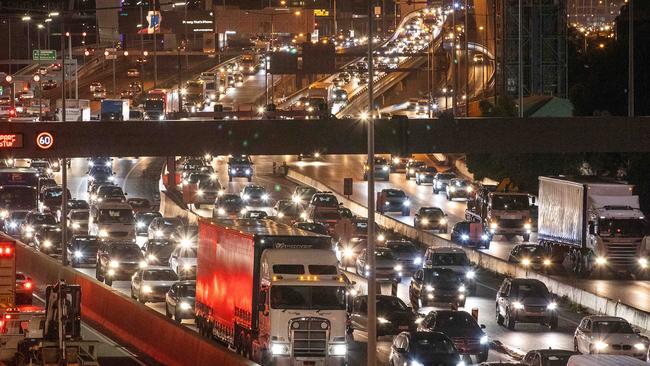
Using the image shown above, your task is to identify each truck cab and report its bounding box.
[258,249,347,365]
[88,202,136,241]
[466,191,532,242]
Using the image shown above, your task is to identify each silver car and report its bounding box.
[573,315,649,360]
[67,209,89,235]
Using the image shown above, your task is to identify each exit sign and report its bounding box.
[33,50,56,61]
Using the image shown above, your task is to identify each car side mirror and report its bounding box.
[634,327,641,334]
[480,324,486,329]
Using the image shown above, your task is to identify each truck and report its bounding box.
[100,99,130,121]
[465,180,533,242]
[196,218,348,366]
[537,176,647,276]
[144,89,179,120]
[241,52,260,74]
[307,82,334,110]
[55,99,91,121]
[182,81,204,112]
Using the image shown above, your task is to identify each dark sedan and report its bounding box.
[418,310,489,363]
[33,226,63,255]
[389,331,464,366]
[508,244,556,270]
[386,240,422,275]
[293,222,330,235]
[165,280,196,323]
[414,207,448,233]
[415,167,438,185]
[409,268,467,309]
[68,235,100,267]
[348,295,417,337]
[450,221,491,249]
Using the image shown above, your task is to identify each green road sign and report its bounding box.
[32,50,56,61]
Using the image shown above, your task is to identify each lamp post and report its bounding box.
[33,74,42,121]
[22,16,31,59]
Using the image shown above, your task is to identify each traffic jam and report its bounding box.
[0,152,645,366]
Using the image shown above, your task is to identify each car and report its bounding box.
[15,272,33,305]
[356,247,405,282]
[127,68,140,78]
[66,209,89,236]
[348,295,417,336]
[446,178,474,201]
[170,225,198,247]
[200,72,216,81]
[165,280,196,323]
[508,244,556,269]
[120,89,135,99]
[131,266,179,303]
[376,189,410,216]
[291,186,317,206]
[92,185,126,203]
[357,74,368,85]
[338,206,353,219]
[126,198,151,214]
[242,210,268,219]
[136,57,148,65]
[30,159,53,177]
[407,98,419,111]
[389,331,464,366]
[450,221,492,249]
[409,268,467,308]
[147,217,184,240]
[272,199,303,223]
[38,66,48,75]
[415,166,438,185]
[51,63,62,71]
[188,174,221,208]
[33,225,63,255]
[129,81,142,93]
[213,194,246,218]
[309,192,339,208]
[240,184,270,206]
[338,71,352,83]
[92,88,107,100]
[416,99,430,115]
[227,155,253,182]
[95,241,146,286]
[332,77,345,87]
[135,211,162,236]
[363,157,390,181]
[417,310,489,362]
[42,79,57,90]
[386,240,422,275]
[334,217,378,266]
[414,207,448,232]
[405,161,427,180]
[496,278,559,330]
[424,247,477,294]
[87,165,114,186]
[390,156,411,172]
[293,221,329,235]
[20,211,58,242]
[142,239,175,266]
[169,245,197,280]
[573,316,648,359]
[521,349,578,366]
[433,172,457,194]
[68,235,100,267]
[4,210,29,236]
[19,90,34,100]
[39,186,71,213]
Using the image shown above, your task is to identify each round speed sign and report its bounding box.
[36,132,54,149]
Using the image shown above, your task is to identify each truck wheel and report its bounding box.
[194,202,201,209]
[95,267,104,282]
[496,306,504,325]
[477,350,489,363]
[523,233,531,242]
[165,304,172,318]
[363,174,368,181]
[138,291,145,303]
[174,310,182,324]
[71,259,78,268]
[402,209,410,216]
[416,179,421,185]
[105,277,113,287]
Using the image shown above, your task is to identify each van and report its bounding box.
[89,202,136,241]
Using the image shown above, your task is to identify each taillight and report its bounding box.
[8,109,15,117]
[24,281,32,290]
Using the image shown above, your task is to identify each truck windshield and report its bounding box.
[430,253,469,266]
[270,286,346,310]
[98,209,134,223]
[491,195,530,210]
[0,187,36,209]
[144,100,163,109]
[598,219,644,237]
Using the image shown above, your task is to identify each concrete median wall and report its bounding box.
[285,169,650,332]
[13,237,255,366]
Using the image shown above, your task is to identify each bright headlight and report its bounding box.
[439,217,447,225]
[394,265,403,271]
[244,169,251,175]
[196,189,204,196]
[147,254,157,262]
[481,234,489,241]
[271,342,290,356]
[461,234,469,241]
[449,186,457,193]
[8,222,16,229]
[403,200,411,207]
[513,301,524,310]
[521,258,531,267]
[109,260,119,268]
[377,234,385,242]
[343,248,354,257]
[155,230,164,238]
[217,208,226,215]
[490,222,498,229]
[139,261,148,269]
[480,335,488,344]
[242,194,250,201]
[180,302,192,310]
[0,210,8,219]
[466,271,475,279]
[136,221,145,229]
[467,186,473,192]
[595,256,607,265]
[634,343,646,350]
[392,158,400,164]
[230,168,237,174]
[329,343,347,356]
[458,285,466,292]
[639,258,648,268]
[425,285,434,292]
[99,229,109,237]
[547,302,557,310]
[142,285,152,294]
[524,223,531,230]
[291,196,301,204]
[277,212,285,218]
[72,223,80,229]
[261,194,269,201]
[411,361,424,366]
[183,264,192,271]
[593,341,608,350]
[300,212,308,220]
[377,317,390,324]
[382,166,389,171]
[74,250,83,258]
[414,256,422,265]
[43,240,52,248]
[240,208,248,215]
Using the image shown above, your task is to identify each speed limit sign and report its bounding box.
[36,132,54,149]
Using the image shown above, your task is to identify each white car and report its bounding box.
[89,82,102,93]
[573,315,648,360]
[130,266,179,303]
[169,245,197,280]
[127,68,140,78]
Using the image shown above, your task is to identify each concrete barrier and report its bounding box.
[13,237,255,366]
[285,169,650,332]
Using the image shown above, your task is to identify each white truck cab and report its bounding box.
[89,202,136,241]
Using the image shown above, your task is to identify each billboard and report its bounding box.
[119,9,213,35]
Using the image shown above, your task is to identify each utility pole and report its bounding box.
[452,2,458,116]
[464,0,469,116]
[332,0,337,36]
[518,0,524,118]
[628,0,634,117]
[366,2,377,366]
[153,0,159,88]
[140,5,145,93]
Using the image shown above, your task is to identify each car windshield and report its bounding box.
[70,211,88,220]
[421,208,443,217]
[424,269,460,283]
[229,157,249,165]
[387,242,416,253]
[137,212,160,224]
[437,173,456,180]
[430,253,469,266]
[312,194,338,206]
[511,282,549,298]
[375,249,395,259]
[296,187,317,198]
[68,201,89,209]
[30,161,48,168]
[598,219,644,237]
[44,188,67,199]
[98,209,134,223]
[277,202,302,216]
[99,187,123,196]
[90,167,111,175]
[491,194,530,210]
[544,354,574,366]
[110,245,141,257]
[592,320,634,334]
[451,180,468,187]
[32,214,56,225]
[413,336,457,358]
[374,158,387,165]
[11,211,28,220]
[377,296,408,312]
[177,284,196,297]
[245,186,265,195]
[433,311,479,330]
[144,100,163,109]
[143,269,178,281]
[296,223,328,235]
[0,187,36,208]
[270,286,346,310]
[221,195,243,205]
[384,190,405,198]
[162,219,182,227]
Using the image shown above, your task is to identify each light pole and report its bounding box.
[518,0,524,118]
[628,0,634,117]
[33,74,42,121]
[22,16,31,59]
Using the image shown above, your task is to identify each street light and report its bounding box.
[22,16,31,58]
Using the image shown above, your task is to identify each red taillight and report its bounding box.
[8,109,15,117]
[24,281,32,290]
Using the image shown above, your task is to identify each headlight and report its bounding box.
[8,222,17,229]
[392,158,400,164]
[136,221,145,229]
[329,343,347,356]
[426,285,434,292]
[291,196,301,204]
[43,240,52,248]
[414,256,422,265]
[245,169,251,175]
[593,341,608,351]
[377,234,385,242]
[196,189,204,196]
[0,210,8,219]
[439,217,447,225]
[490,222,498,229]
[411,361,424,366]
[98,229,108,237]
[382,166,389,171]
[457,361,466,366]
[142,285,152,294]
[180,302,192,310]
[480,335,488,344]
[512,301,524,310]
[421,218,429,225]
[467,186,474,192]
[377,317,390,324]
[261,194,269,201]
[217,208,226,215]
[595,256,607,265]
[547,302,557,310]
[109,260,120,268]
[242,194,250,201]
[46,168,53,174]
[521,258,531,267]
[300,212,308,220]
[458,285,466,292]
[634,343,646,351]
[409,169,415,174]
[343,248,354,257]
[403,200,411,207]
[74,250,83,259]
[72,223,80,229]
[88,176,95,181]
[639,258,648,268]
[139,261,148,269]
[481,234,489,241]
[155,230,164,238]
[240,208,248,215]
[183,264,192,271]
[277,212,285,218]
[158,115,165,120]
[147,254,157,262]
[271,342,290,356]
[461,234,469,241]
[449,186,457,192]
[466,271,475,279]
[230,168,237,174]
[25,225,34,232]
[107,269,115,276]
[394,265,403,271]
[524,223,531,230]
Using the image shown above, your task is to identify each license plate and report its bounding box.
[399,325,409,330]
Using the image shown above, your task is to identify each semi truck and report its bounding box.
[465,185,533,242]
[196,218,348,366]
[100,99,130,121]
[307,82,334,111]
[241,52,260,74]
[144,89,179,120]
[55,99,91,121]
[537,176,647,276]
